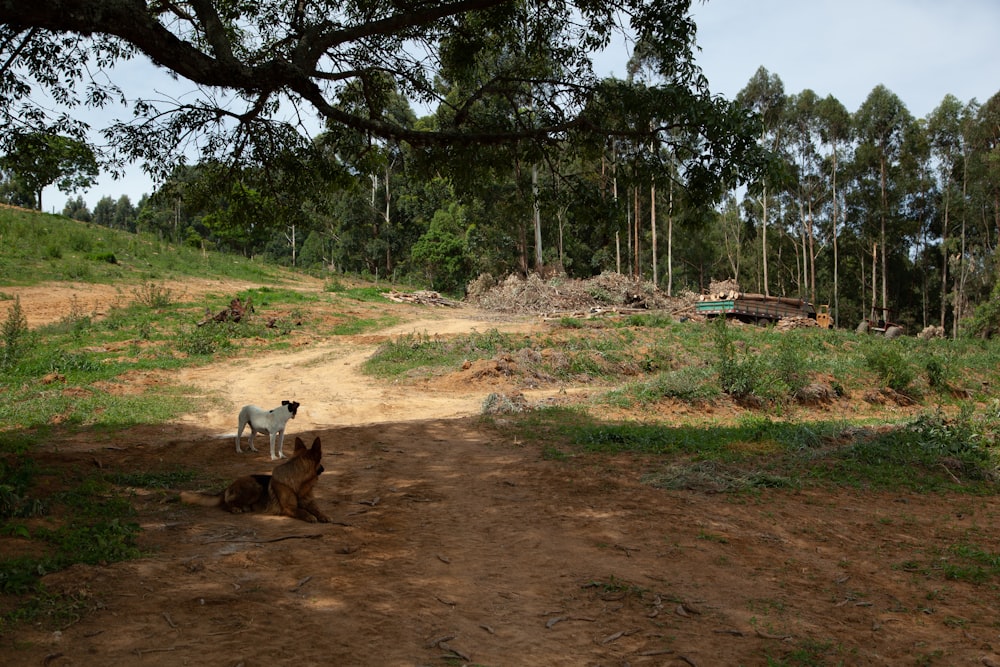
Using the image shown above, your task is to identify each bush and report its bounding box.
[178,322,235,356]
[711,318,768,400]
[864,344,914,393]
[1,295,31,369]
[132,281,173,309]
[771,337,810,396]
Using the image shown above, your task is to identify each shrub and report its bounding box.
[771,337,810,396]
[864,344,914,393]
[1,295,31,369]
[711,318,768,399]
[132,281,173,309]
[923,353,951,390]
[178,322,235,356]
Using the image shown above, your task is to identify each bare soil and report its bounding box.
[4,279,1000,666]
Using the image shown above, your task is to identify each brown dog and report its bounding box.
[182,436,331,523]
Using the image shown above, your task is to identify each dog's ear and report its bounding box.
[282,400,290,406]
[294,436,306,452]
[311,437,322,456]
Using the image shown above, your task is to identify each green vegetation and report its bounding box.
[0,207,286,286]
[4,208,1000,640]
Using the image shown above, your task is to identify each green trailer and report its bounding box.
[696,294,819,326]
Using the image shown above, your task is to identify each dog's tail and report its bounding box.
[179,490,223,507]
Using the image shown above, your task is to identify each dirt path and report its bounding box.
[174,316,545,439]
[6,283,1000,666]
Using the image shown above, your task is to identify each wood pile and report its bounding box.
[774,317,818,331]
[705,278,741,299]
[917,325,945,339]
[384,290,460,307]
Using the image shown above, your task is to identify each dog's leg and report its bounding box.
[271,482,318,523]
[248,427,259,452]
[276,429,287,459]
[235,419,245,453]
[300,497,331,523]
[269,432,278,460]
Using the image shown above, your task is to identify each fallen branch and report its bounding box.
[203,533,324,544]
[290,576,312,592]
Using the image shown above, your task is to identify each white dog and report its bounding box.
[235,400,300,459]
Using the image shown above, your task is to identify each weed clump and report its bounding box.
[1,295,31,369]
[863,344,914,393]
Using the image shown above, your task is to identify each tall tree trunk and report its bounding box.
[384,163,392,273]
[832,146,840,327]
[666,179,674,297]
[872,243,878,322]
[761,185,770,296]
[797,200,806,295]
[956,170,969,339]
[532,162,542,272]
[633,186,640,279]
[879,155,888,322]
[615,231,621,274]
[807,196,816,303]
[650,178,657,286]
[940,186,950,329]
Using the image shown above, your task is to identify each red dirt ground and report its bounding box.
[3,279,1000,667]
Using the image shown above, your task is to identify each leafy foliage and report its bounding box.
[0,133,98,210]
[0,295,31,369]
[863,343,915,393]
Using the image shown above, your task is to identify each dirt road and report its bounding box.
[5,281,1000,666]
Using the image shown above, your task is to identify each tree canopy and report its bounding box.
[0,0,763,194]
[0,132,98,209]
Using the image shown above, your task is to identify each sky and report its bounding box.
[53,0,1000,212]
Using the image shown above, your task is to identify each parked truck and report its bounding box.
[696,293,830,327]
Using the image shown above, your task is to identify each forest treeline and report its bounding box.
[6,67,1000,337]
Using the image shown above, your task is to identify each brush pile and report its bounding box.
[466,271,678,315]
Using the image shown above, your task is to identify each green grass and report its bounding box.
[491,403,1000,494]
[0,463,210,629]
[0,208,288,286]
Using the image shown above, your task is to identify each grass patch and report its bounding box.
[491,403,1000,494]
[0,208,289,286]
[0,471,142,597]
[329,315,401,335]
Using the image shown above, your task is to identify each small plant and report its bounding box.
[482,392,528,415]
[324,277,347,292]
[178,321,235,356]
[771,337,810,396]
[87,251,117,264]
[132,281,173,309]
[863,344,914,393]
[711,317,768,399]
[1,295,31,369]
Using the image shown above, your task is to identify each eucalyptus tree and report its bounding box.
[784,89,826,302]
[926,94,967,330]
[61,195,91,221]
[965,91,1000,335]
[972,92,1000,239]
[852,85,914,323]
[736,67,787,296]
[815,94,851,326]
[320,76,419,276]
